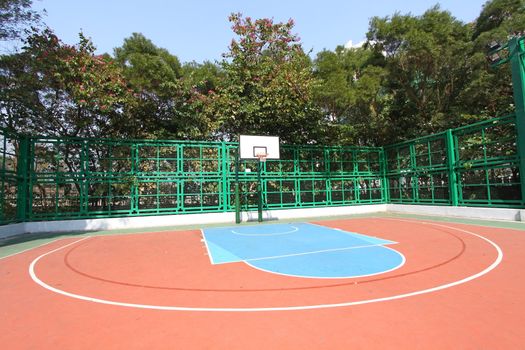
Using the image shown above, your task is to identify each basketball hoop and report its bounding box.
[236,135,280,224]
[255,153,268,162]
[239,136,280,161]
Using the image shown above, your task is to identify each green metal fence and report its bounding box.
[21,136,384,222]
[0,113,522,226]
[235,145,385,212]
[385,114,522,208]
[0,129,21,224]
[27,137,233,220]
[453,114,521,207]
[385,131,451,205]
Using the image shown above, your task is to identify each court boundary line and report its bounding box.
[244,243,406,279]
[307,222,396,244]
[230,225,299,236]
[200,229,216,265]
[203,222,398,265]
[244,242,398,262]
[28,218,503,312]
[0,237,78,261]
[4,210,522,260]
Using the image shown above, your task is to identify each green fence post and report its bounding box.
[508,36,525,206]
[80,140,89,216]
[131,144,139,214]
[257,159,263,223]
[446,129,459,206]
[410,144,419,203]
[220,143,229,213]
[177,144,184,212]
[16,135,30,221]
[235,152,241,224]
[324,148,332,205]
[380,148,390,203]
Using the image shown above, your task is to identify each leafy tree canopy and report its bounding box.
[114,32,181,92]
[0,0,41,41]
[1,0,524,146]
[206,13,328,144]
[314,46,388,145]
[0,28,131,137]
[366,6,473,139]
[113,33,214,139]
[180,60,223,94]
[473,0,525,40]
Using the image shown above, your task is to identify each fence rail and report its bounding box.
[0,114,522,225]
[0,129,21,224]
[384,114,522,208]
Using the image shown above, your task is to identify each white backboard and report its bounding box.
[239,135,280,160]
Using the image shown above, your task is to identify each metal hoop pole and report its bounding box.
[235,152,241,224]
[257,158,263,223]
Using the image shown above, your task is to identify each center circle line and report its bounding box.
[230,225,299,236]
[28,219,503,312]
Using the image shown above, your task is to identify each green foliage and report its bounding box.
[315,0,524,145]
[114,33,181,89]
[1,1,524,148]
[462,0,525,119]
[367,6,474,139]
[181,60,223,94]
[113,33,214,139]
[205,13,328,144]
[0,0,41,41]
[0,28,131,137]
[473,0,525,39]
[313,46,388,145]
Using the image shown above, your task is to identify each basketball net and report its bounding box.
[255,153,268,162]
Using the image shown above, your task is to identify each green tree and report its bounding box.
[206,13,327,144]
[473,0,525,39]
[181,60,223,95]
[0,28,130,137]
[313,46,389,145]
[113,33,213,139]
[0,0,41,41]
[458,0,525,120]
[366,6,474,141]
[114,33,181,87]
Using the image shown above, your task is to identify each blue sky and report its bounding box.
[32,0,488,63]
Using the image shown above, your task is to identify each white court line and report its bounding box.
[230,225,299,236]
[28,220,503,312]
[200,229,216,265]
[307,222,397,244]
[243,242,398,262]
[204,224,394,265]
[0,237,77,261]
[1,226,178,261]
[244,243,406,280]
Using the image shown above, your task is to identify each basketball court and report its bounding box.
[1,79,525,349]
[1,213,524,349]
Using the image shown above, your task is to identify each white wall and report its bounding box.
[241,204,387,222]
[1,203,523,240]
[387,204,524,222]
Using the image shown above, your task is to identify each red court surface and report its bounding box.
[1,216,524,349]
